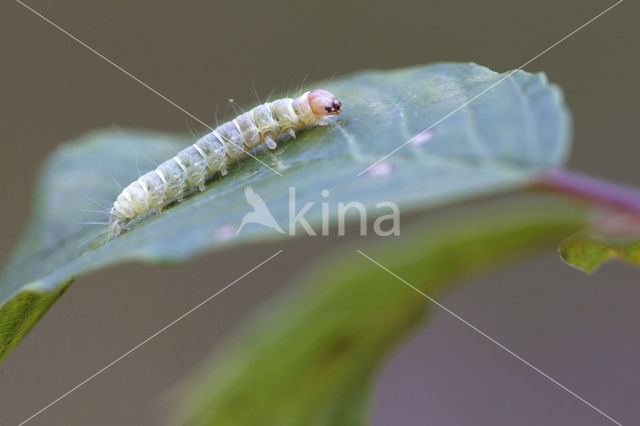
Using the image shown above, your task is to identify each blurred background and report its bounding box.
[0,0,638,424]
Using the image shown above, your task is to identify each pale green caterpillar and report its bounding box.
[108,90,342,236]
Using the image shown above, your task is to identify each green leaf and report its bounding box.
[559,231,640,273]
[0,63,571,360]
[173,197,587,426]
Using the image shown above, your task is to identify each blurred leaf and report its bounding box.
[559,231,640,273]
[174,196,587,426]
[0,63,571,360]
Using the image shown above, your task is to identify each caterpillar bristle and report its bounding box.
[80,208,111,215]
[88,197,110,209]
[80,229,111,248]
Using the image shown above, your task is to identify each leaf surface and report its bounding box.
[559,231,640,273]
[174,197,586,426]
[0,63,571,360]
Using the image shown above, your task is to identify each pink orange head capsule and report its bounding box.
[308,89,341,116]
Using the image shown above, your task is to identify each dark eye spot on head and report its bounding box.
[325,106,332,113]
[333,101,341,111]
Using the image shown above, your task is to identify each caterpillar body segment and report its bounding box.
[108,89,341,237]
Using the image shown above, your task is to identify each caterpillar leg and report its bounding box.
[287,129,296,139]
[316,117,332,126]
[108,209,125,237]
[108,219,127,238]
[153,206,163,215]
[197,179,206,191]
[265,136,277,150]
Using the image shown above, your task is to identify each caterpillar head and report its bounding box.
[308,89,341,116]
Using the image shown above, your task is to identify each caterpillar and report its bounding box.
[108,89,342,237]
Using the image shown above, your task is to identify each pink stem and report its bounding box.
[539,168,640,216]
